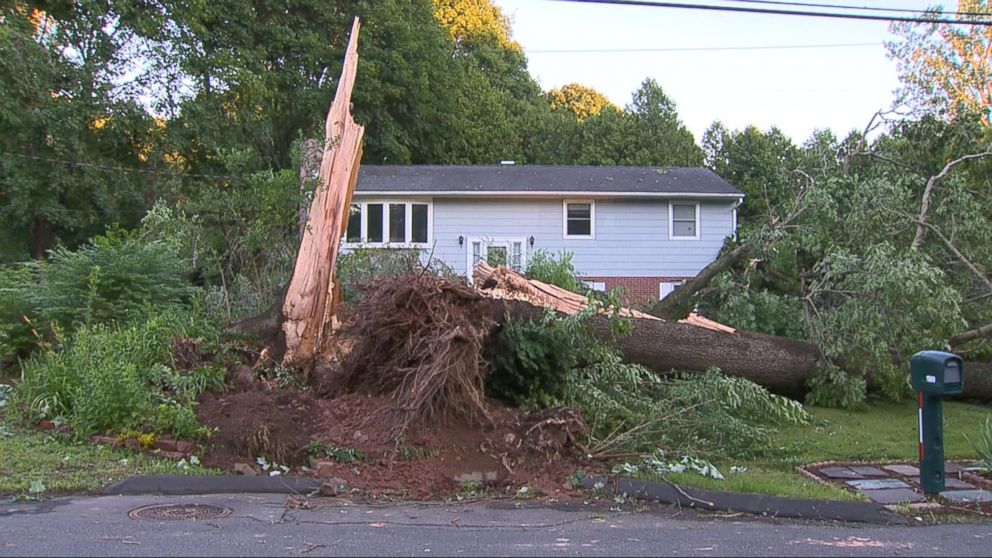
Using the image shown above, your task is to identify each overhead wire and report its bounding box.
[0,151,251,183]
[553,0,992,25]
[721,0,992,17]
[528,41,882,53]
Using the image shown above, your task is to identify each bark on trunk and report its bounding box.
[646,243,752,320]
[493,300,992,401]
[949,322,992,348]
[595,315,819,399]
[28,216,57,259]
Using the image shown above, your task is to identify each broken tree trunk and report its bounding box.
[281,18,364,371]
[595,315,820,398]
[646,243,752,320]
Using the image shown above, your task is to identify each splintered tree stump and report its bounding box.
[281,17,365,371]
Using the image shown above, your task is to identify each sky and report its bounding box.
[493,0,943,143]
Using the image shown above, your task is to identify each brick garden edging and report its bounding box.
[90,435,195,460]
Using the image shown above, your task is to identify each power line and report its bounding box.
[528,41,881,53]
[553,0,992,25]
[722,0,992,17]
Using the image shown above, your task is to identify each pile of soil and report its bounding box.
[196,389,320,468]
[303,393,593,499]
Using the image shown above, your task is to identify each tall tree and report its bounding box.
[0,3,156,259]
[547,83,617,121]
[887,0,992,124]
[622,79,704,166]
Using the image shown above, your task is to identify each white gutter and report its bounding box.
[353,190,745,199]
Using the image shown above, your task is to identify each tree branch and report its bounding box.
[912,147,992,249]
[949,322,992,348]
[913,219,992,293]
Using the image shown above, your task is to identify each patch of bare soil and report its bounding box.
[196,389,320,467]
[300,393,595,499]
[196,387,598,499]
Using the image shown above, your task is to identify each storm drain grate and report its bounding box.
[128,503,232,521]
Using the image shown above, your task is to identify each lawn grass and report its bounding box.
[645,398,992,501]
[0,420,217,496]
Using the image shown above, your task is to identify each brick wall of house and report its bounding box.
[580,276,690,307]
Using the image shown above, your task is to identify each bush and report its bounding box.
[970,415,992,475]
[0,220,197,366]
[804,363,867,410]
[29,226,196,329]
[524,249,585,294]
[14,308,221,439]
[0,266,43,366]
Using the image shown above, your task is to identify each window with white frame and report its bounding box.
[344,201,431,246]
[563,200,595,238]
[669,202,699,240]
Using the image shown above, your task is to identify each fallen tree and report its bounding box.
[477,264,992,401]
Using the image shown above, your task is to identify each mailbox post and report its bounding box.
[909,350,964,495]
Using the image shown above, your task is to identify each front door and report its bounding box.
[467,237,526,277]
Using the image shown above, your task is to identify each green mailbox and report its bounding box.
[910,350,964,495]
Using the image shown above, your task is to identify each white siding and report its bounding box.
[344,196,737,278]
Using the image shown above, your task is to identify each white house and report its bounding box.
[342,165,744,305]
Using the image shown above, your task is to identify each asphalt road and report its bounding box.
[1,494,990,557]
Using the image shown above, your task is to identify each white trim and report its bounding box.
[342,200,433,248]
[732,206,738,241]
[562,199,596,239]
[669,201,700,241]
[354,190,744,199]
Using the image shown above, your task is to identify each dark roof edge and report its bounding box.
[352,190,744,198]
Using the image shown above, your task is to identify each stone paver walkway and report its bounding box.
[803,461,991,506]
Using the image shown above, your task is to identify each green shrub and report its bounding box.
[804,363,867,410]
[0,265,43,366]
[34,226,196,328]
[968,415,992,474]
[15,308,220,438]
[0,221,197,362]
[524,250,584,294]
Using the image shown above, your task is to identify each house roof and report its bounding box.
[354,165,743,198]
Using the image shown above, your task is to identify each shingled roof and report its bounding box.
[355,165,743,197]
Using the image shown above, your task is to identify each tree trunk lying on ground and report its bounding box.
[484,270,992,402]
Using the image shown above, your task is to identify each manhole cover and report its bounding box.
[128,503,232,521]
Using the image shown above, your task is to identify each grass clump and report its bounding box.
[0,420,218,495]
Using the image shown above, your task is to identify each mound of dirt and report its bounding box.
[195,387,598,499]
[196,389,320,467]
[301,393,596,499]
